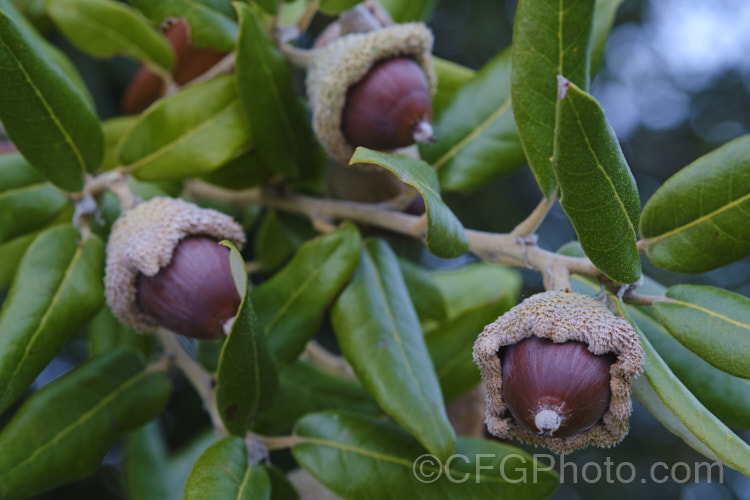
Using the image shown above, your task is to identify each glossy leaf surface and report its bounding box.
[0,349,171,499]
[0,227,105,414]
[331,239,455,460]
[0,10,103,190]
[350,148,468,258]
[640,134,750,273]
[554,79,641,283]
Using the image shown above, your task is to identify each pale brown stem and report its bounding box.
[510,197,554,238]
[302,341,355,380]
[156,328,227,437]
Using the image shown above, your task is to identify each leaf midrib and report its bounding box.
[363,246,446,450]
[2,240,85,399]
[432,98,512,170]
[127,99,241,170]
[56,1,167,68]
[0,366,150,479]
[0,28,87,174]
[643,192,750,245]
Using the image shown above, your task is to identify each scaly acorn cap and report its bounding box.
[105,197,245,332]
[306,23,437,165]
[473,290,644,454]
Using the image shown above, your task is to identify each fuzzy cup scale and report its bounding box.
[473,290,644,453]
[306,23,437,165]
[104,197,245,332]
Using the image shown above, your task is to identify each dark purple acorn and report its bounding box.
[137,237,241,340]
[341,57,433,150]
[501,336,614,438]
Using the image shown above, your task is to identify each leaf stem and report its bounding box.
[302,341,356,380]
[257,434,306,451]
[510,197,554,238]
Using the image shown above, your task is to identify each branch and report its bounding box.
[156,328,227,436]
[510,197,554,238]
[185,181,603,287]
[302,341,356,380]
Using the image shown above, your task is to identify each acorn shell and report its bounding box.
[306,23,437,165]
[472,290,644,454]
[104,197,245,332]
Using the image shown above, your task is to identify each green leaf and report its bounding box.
[255,210,315,272]
[216,241,279,435]
[0,349,171,500]
[87,304,155,358]
[185,436,271,500]
[0,226,105,414]
[165,432,216,500]
[251,223,361,366]
[253,360,380,436]
[124,422,170,500]
[378,0,436,22]
[119,74,250,181]
[0,153,68,244]
[569,274,750,430]
[511,0,595,198]
[616,304,750,475]
[47,0,174,73]
[236,3,322,178]
[293,411,559,499]
[590,0,623,76]
[317,0,359,15]
[423,0,620,193]
[266,465,299,500]
[331,239,455,460]
[653,285,750,379]
[431,56,475,117]
[553,79,641,283]
[426,264,521,401]
[0,233,35,290]
[0,205,73,290]
[350,148,468,259]
[397,258,447,325]
[432,262,521,320]
[130,0,238,51]
[633,305,750,429]
[640,134,750,273]
[200,149,272,189]
[100,116,138,171]
[423,48,526,192]
[0,0,95,110]
[0,9,103,190]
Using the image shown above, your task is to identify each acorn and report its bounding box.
[105,197,245,339]
[122,19,227,114]
[306,23,437,165]
[501,336,614,438]
[342,57,433,150]
[473,290,644,453]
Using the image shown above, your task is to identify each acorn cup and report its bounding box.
[104,197,246,339]
[473,290,645,454]
[306,22,437,165]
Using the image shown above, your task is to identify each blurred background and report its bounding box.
[3,0,749,498]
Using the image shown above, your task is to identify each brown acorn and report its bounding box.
[473,290,644,453]
[105,198,245,339]
[307,23,437,165]
[137,237,240,339]
[122,19,227,114]
[501,336,614,438]
[342,57,433,151]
